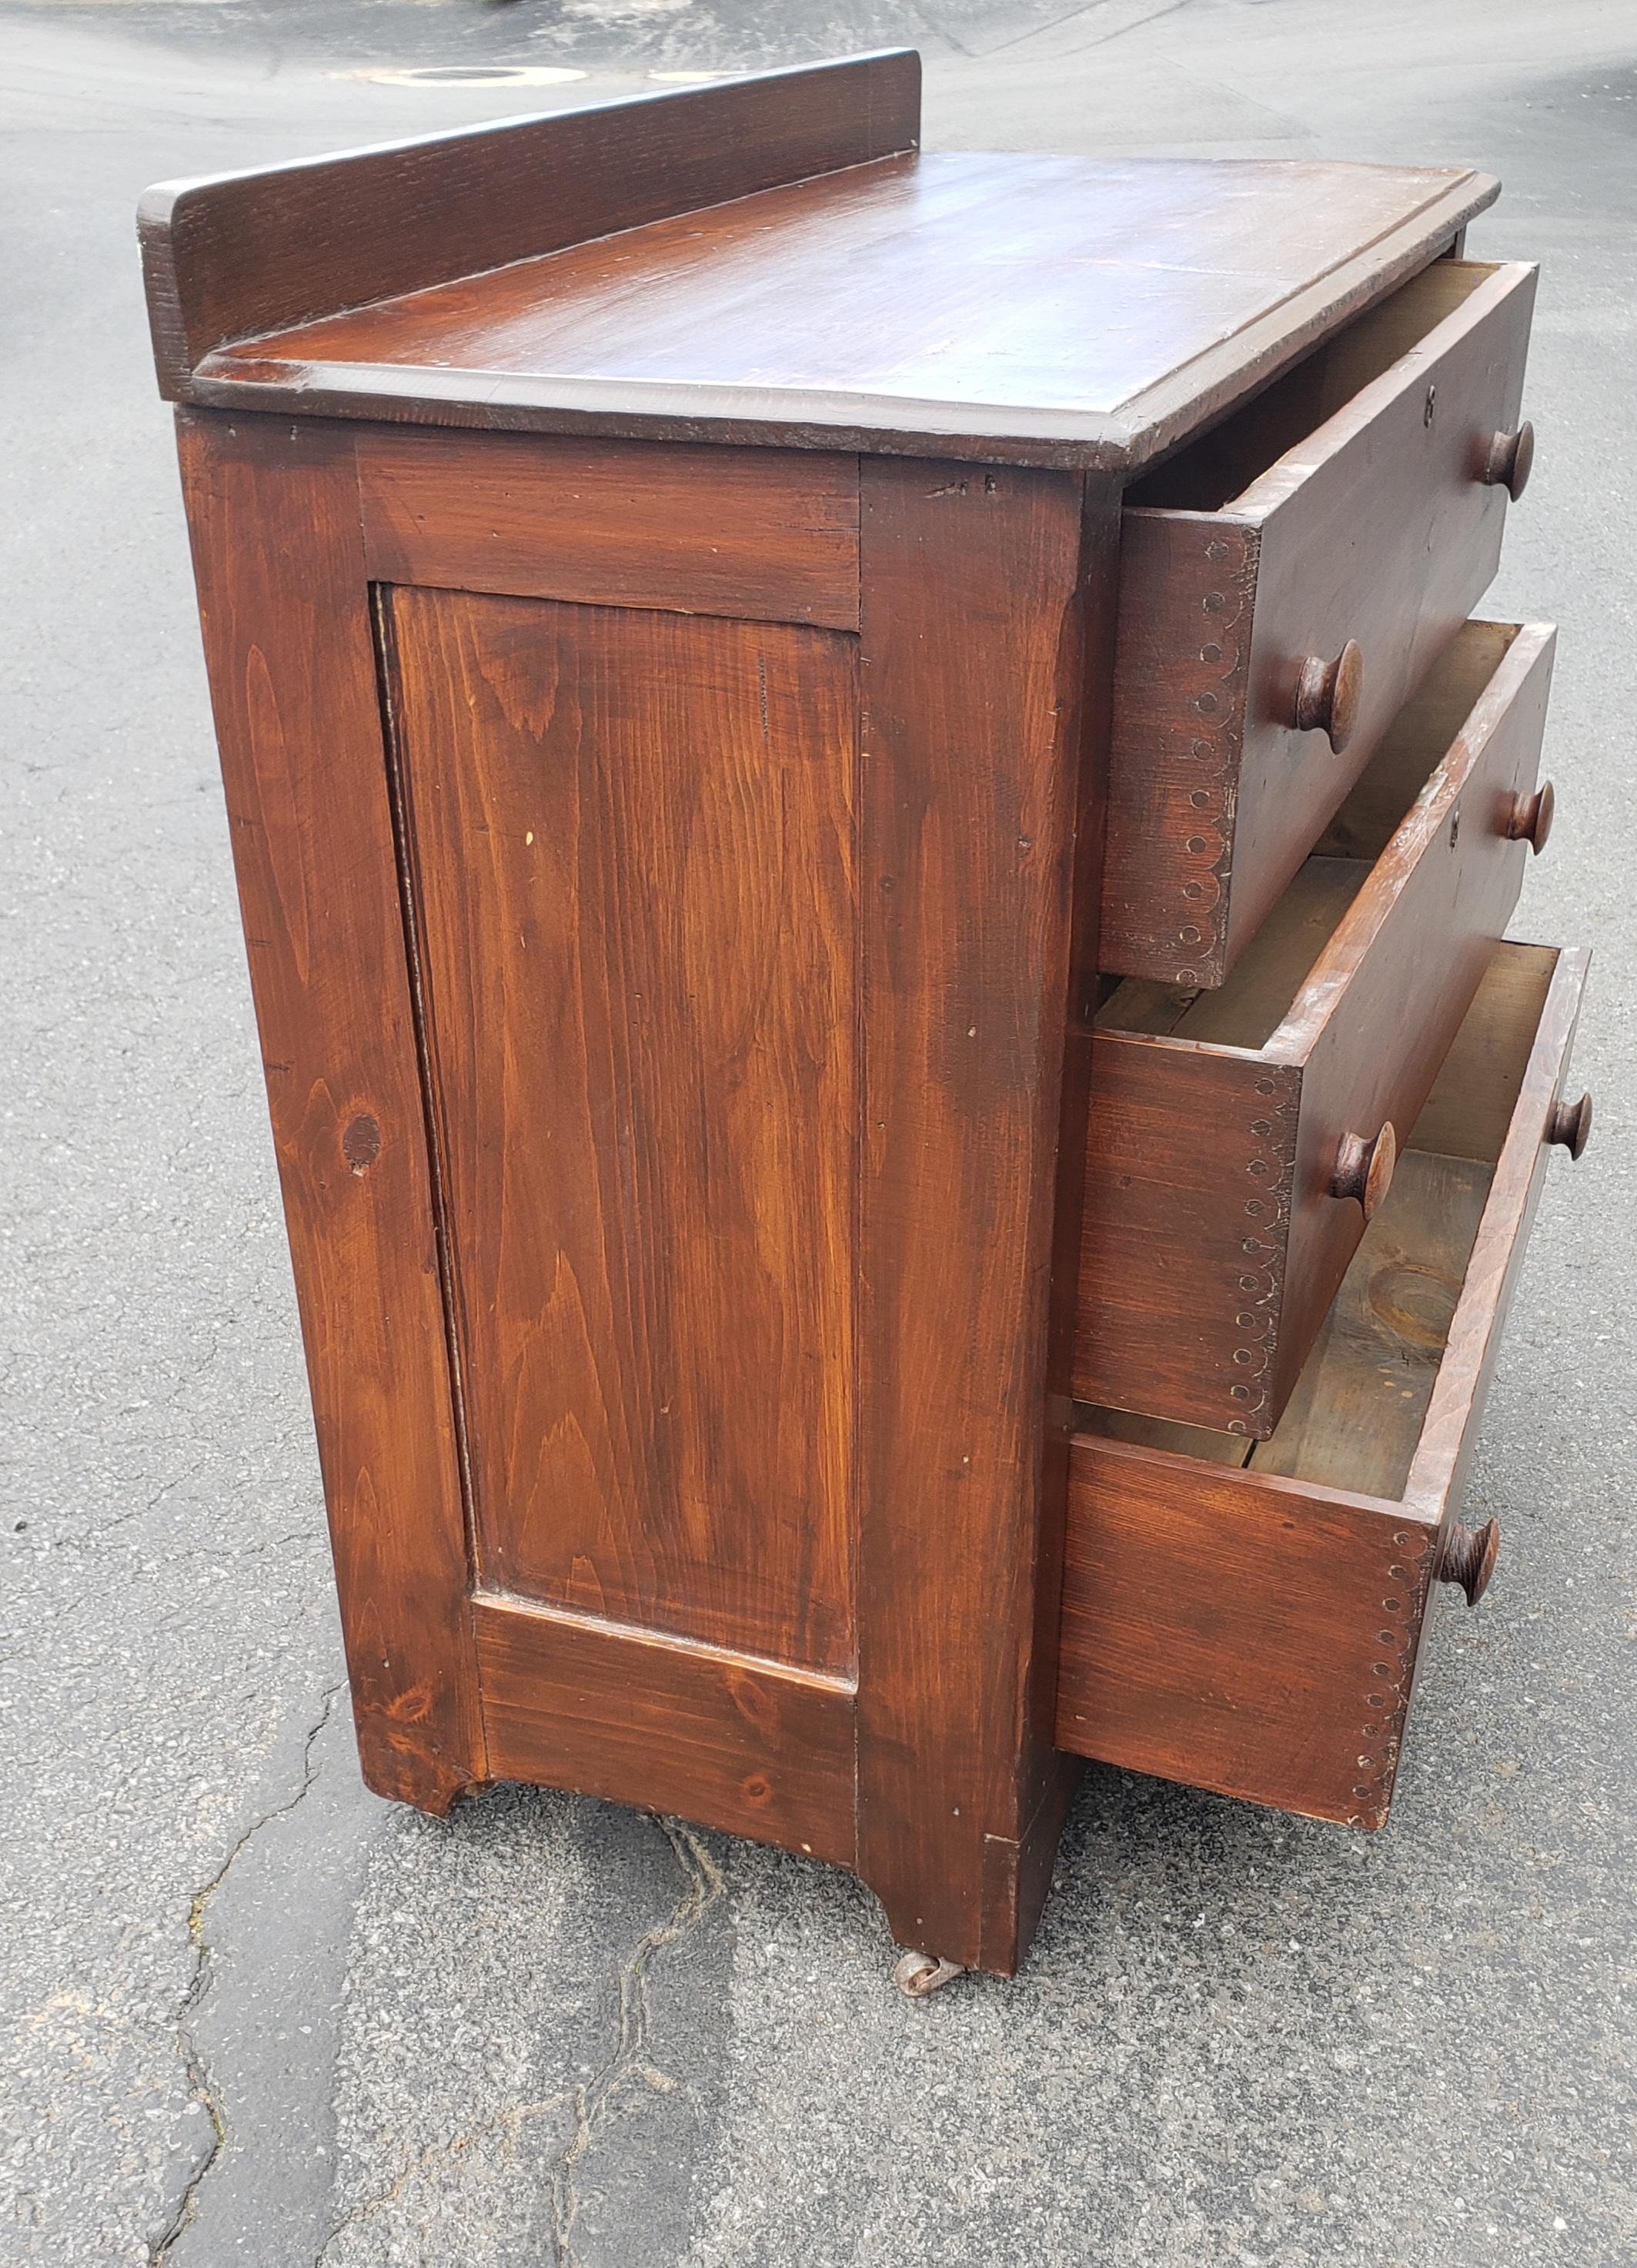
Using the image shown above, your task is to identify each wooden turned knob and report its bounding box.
[1293,640,1365,753]
[1439,1517,1499,1605]
[1548,1091,1592,1159]
[1504,779,1554,855]
[1331,1122,1397,1219]
[1483,422,1535,501]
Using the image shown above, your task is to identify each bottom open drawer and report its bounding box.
[1056,940,1590,1828]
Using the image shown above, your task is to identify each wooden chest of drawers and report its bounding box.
[142,49,1591,1989]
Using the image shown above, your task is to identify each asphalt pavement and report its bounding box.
[2,2,1633,2263]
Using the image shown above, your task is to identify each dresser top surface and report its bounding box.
[141,56,1497,467]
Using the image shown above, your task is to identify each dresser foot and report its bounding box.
[893,1951,966,1999]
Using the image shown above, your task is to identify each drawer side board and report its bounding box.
[1056,1440,1438,1828]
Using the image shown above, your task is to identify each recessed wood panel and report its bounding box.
[383,588,859,1674]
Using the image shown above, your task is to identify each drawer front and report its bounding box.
[1057,942,1590,1827]
[1101,260,1536,988]
[1076,621,1554,1437]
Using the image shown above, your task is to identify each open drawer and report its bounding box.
[1056,940,1591,1828]
[1077,619,1556,1439]
[1101,258,1537,988]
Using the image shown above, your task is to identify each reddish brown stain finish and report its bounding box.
[473,1596,858,1866]
[382,587,861,1676]
[202,156,1488,453]
[356,428,862,631]
[1057,1437,1440,1828]
[141,52,1495,469]
[139,52,923,397]
[144,69,1585,1975]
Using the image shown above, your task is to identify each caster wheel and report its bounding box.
[893,1951,965,1999]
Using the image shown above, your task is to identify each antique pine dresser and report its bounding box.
[141,49,1592,1992]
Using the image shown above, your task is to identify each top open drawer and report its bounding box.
[1099,259,1537,988]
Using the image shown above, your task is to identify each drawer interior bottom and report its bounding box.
[1079,938,1556,1497]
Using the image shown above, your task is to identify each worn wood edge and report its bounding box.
[1265,623,1557,1061]
[1403,942,1589,1520]
[183,353,1148,465]
[979,1756,1084,1976]
[472,1594,859,1867]
[1061,1422,1436,1529]
[139,49,921,395]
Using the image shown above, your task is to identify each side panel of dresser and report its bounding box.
[382,588,864,1699]
[177,411,1113,1971]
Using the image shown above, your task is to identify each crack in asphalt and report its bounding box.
[311,2093,574,2266]
[308,1815,721,2266]
[148,1680,347,2265]
[549,1818,723,2268]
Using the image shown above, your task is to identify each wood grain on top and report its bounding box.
[145,62,1496,467]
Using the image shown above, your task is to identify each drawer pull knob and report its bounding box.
[1439,1517,1499,1606]
[1483,421,1535,501]
[1293,639,1364,753]
[1331,1122,1397,1219]
[1504,779,1555,855]
[1548,1091,1593,1160]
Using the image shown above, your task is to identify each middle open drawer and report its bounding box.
[1074,618,1555,1438]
